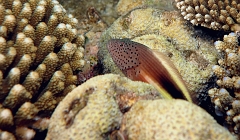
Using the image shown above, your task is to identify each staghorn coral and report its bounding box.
[208,32,240,136]
[99,8,219,104]
[0,0,85,139]
[46,74,161,140]
[175,0,240,31]
[118,99,236,140]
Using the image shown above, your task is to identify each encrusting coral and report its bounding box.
[208,32,240,136]
[46,74,161,140]
[118,99,236,140]
[0,0,85,139]
[175,0,240,31]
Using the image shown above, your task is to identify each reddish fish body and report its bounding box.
[107,39,192,102]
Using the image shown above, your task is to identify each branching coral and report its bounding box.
[0,0,85,139]
[208,32,240,136]
[175,0,240,31]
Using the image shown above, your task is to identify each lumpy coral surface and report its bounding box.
[46,74,160,140]
[120,99,236,140]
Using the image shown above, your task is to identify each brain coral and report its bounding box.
[119,99,236,140]
[46,74,161,140]
[175,0,240,31]
[0,0,85,139]
[99,7,219,104]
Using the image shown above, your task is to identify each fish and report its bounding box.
[107,38,192,102]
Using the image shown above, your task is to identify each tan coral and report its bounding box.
[46,74,161,140]
[175,0,240,31]
[0,0,85,139]
[15,126,35,140]
[209,32,240,136]
[14,102,39,124]
[119,99,236,140]
[0,107,13,128]
[116,0,175,15]
[0,130,16,140]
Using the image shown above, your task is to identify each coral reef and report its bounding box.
[0,0,85,139]
[46,74,236,140]
[175,0,240,31]
[46,74,161,140]
[116,0,175,15]
[208,32,240,136]
[58,0,118,27]
[58,0,110,80]
[98,7,219,104]
[118,99,236,140]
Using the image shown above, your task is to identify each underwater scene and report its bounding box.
[0,0,240,139]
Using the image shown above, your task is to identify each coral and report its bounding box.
[98,8,219,104]
[208,32,240,136]
[0,0,85,139]
[58,0,118,27]
[175,0,240,31]
[46,74,161,140]
[59,0,112,81]
[118,99,236,140]
[116,0,175,15]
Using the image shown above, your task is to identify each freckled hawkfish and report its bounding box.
[107,39,192,102]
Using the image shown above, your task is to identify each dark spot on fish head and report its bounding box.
[107,39,141,71]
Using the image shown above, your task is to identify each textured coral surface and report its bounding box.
[0,0,85,139]
[99,7,219,104]
[46,74,161,140]
[175,0,240,31]
[58,0,119,27]
[116,0,175,15]
[46,74,236,139]
[1,0,239,139]
[209,32,240,136]
[120,99,236,140]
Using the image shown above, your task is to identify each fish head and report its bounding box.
[107,39,141,71]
